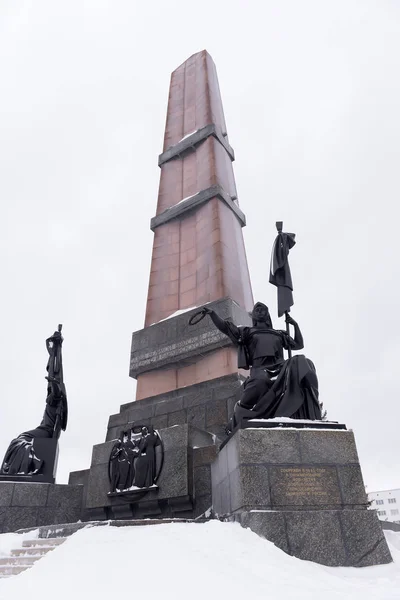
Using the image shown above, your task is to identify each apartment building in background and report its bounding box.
[368,488,400,523]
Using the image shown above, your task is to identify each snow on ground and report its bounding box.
[0,521,399,600]
[0,529,38,557]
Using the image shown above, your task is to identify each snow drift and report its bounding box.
[0,521,399,599]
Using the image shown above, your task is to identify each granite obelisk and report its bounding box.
[134,50,253,401]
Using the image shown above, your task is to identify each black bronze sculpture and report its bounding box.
[196,303,321,431]
[108,425,163,494]
[189,222,322,433]
[0,326,68,479]
[109,431,138,492]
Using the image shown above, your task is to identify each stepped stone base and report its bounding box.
[212,427,392,567]
[70,364,245,523]
[17,518,209,539]
[107,371,245,443]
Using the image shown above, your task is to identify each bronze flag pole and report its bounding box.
[269,221,296,359]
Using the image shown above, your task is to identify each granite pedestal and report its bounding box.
[211,427,392,567]
[0,481,83,533]
[78,424,217,521]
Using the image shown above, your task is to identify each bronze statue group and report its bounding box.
[0,224,323,483]
[109,426,161,493]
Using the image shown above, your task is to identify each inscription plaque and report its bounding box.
[270,466,341,506]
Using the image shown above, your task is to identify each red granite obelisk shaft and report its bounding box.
[136,51,253,400]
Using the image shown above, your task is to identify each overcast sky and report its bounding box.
[0,0,399,490]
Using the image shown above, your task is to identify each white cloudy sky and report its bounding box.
[0,0,399,491]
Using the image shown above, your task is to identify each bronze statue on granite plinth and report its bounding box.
[189,223,321,432]
[0,325,67,481]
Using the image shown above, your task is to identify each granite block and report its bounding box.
[91,441,115,466]
[337,465,368,506]
[108,412,130,428]
[86,507,108,521]
[47,484,83,510]
[340,510,392,566]
[68,469,89,487]
[193,445,217,468]
[0,483,14,506]
[183,387,213,408]
[133,500,163,519]
[211,454,223,494]
[2,507,38,533]
[120,395,159,412]
[127,403,155,423]
[194,465,211,498]
[212,482,223,515]
[228,465,270,513]
[228,468,241,513]
[240,465,270,509]
[240,511,289,554]
[111,504,134,520]
[127,418,152,430]
[194,494,212,518]
[159,424,188,451]
[12,483,49,507]
[187,404,206,429]
[206,398,227,428]
[189,428,214,449]
[285,510,347,566]
[207,424,227,441]
[227,395,239,420]
[155,396,184,416]
[213,444,228,482]
[220,477,231,515]
[37,504,82,526]
[157,448,189,500]
[151,414,169,430]
[226,434,239,473]
[0,508,6,527]
[130,317,177,352]
[299,430,359,464]
[86,464,112,509]
[167,409,187,427]
[106,426,120,442]
[239,429,301,464]
[212,379,243,401]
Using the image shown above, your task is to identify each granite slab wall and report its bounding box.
[0,482,83,533]
[211,428,392,567]
[106,373,244,442]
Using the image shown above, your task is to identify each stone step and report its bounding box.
[11,546,56,557]
[0,565,32,577]
[18,517,209,540]
[0,556,40,566]
[0,533,67,579]
[22,537,67,548]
